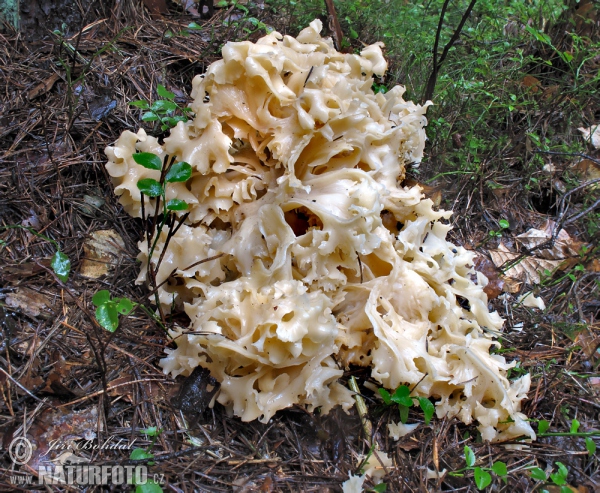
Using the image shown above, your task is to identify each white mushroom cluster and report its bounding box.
[105,20,534,440]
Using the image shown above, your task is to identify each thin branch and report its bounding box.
[423,0,478,102]
[324,0,344,51]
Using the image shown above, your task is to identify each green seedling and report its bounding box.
[92,290,135,332]
[489,219,510,238]
[370,483,387,492]
[379,385,435,425]
[536,419,598,457]
[131,84,194,131]
[129,428,164,493]
[448,445,508,490]
[0,225,71,282]
[528,461,572,493]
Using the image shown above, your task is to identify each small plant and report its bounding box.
[92,290,134,332]
[378,385,435,425]
[130,427,164,493]
[536,419,599,457]
[131,84,194,131]
[448,445,508,490]
[93,161,192,331]
[489,219,510,238]
[528,462,571,493]
[0,225,71,282]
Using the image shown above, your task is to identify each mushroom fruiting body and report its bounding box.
[105,20,534,441]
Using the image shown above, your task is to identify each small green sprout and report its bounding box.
[0,225,71,282]
[130,84,193,131]
[528,462,571,493]
[489,218,510,238]
[536,419,598,457]
[449,445,508,490]
[379,385,435,425]
[129,427,164,492]
[92,290,135,332]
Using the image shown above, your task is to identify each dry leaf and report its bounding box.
[515,220,583,259]
[27,73,60,100]
[22,407,99,471]
[5,287,54,318]
[574,159,600,189]
[473,255,504,299]
[142,0,168,14]
[500,275,522,293]
[521,75,541,92]
[80,229,126,278]
[108,374,166,403]
[578,124,600,149]
[587,258,600,272]
[489,243,563,285]
[575,331,600,363]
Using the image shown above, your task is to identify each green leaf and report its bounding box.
[142,112,159,122]
[116,297,134,315]
[371,483,387,493]
[92,290,111,307]
[498,219,510,229]
[151,100,177,113]
[51,251,71,282]
[130,100,149,109]
[133,152,162,171]
[130,448,155,466]
[550,462,568,485]
[166,199,189,211]
[165,115,188,126]
[474,467,492,490]
[378,388,392,405]
[585,437,596,456]
[398,404,409,424]
[135,480,163,493]
[529,467,547,481]
[491,461,507,477]
[538,419,550,434]
[156,84,175,100]
[165,161,192,183]
[188,22,202,30]
[137,179,164,197]
[559,488,571,493]
[130,448,154,460]
[96,303,119,332]
[349,27,358,39]
[561,51,573,63]
[391,385,413,407]
[141,426,161,437]
[464,445,476,467]
[570,419,579,433]
[417,397,435,425]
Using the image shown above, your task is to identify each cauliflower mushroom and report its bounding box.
[105,20,534,441]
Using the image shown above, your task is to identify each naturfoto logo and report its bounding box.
[8,436,160,487]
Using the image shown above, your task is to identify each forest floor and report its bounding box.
[0,1,599,492]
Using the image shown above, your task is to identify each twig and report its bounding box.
[324,0,344,51]
[422,0,478,102]
[349,376,373,443]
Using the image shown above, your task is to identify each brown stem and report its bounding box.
[422,0,478,102]
[324,0,344,51]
